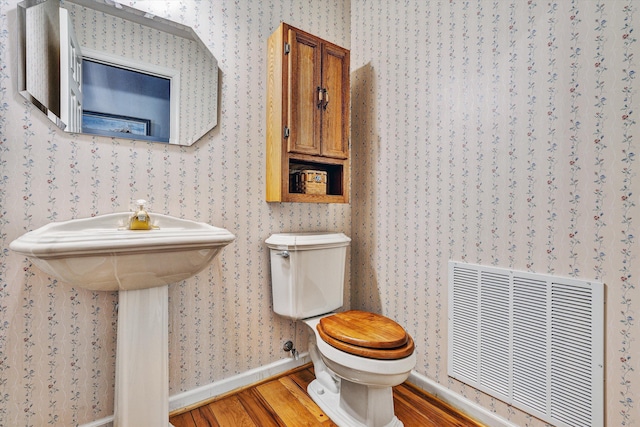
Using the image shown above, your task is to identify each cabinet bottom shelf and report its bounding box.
[287,160,345,200]
[266,157,349,203]
[281,193,347,204]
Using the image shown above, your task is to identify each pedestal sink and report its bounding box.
[10,212,235,427]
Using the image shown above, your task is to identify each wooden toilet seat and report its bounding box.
[317,310,415,360]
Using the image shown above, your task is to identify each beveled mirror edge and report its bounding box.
[17,0,68,130]
[62,0,195,41]
[17,0,218,146]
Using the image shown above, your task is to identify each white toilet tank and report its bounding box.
[266,232,351,320]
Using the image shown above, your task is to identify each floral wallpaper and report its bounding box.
[0,0,350,425]
[351,1,637,426]
[0,1,638,427]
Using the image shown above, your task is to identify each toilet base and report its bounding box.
[307,379,404,427]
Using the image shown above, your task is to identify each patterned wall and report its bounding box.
[351,1,637,426]
[0,0,350,425]
[1,0,638,426]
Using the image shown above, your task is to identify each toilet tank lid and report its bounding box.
[265,232,351,250]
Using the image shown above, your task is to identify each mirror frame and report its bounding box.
[17,0,218,146]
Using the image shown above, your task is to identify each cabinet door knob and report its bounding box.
[323,89,329,110]
[317,86,324,109]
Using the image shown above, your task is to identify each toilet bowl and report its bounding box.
[304,312,416,427]
[266,232,416,427]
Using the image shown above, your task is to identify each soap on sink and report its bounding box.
[129,199,152,230]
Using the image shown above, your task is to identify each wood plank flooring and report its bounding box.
[170,365,486,427]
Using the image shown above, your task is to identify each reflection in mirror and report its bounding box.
[18,0,218,146]
[81,48,176,142]
[82,59,171,142]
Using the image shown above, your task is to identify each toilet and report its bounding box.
[266,232,416,427]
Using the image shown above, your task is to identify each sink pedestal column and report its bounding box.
[114,285,171,427]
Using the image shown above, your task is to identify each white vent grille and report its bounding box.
[448,261,604,427]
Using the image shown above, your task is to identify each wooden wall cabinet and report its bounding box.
[266,23,350,203]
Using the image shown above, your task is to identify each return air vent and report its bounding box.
[448,261,604,427]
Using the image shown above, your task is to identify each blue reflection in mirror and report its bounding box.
[82,60,171,143]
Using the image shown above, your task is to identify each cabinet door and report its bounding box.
[287,28,321,156]
[320,44,349,159]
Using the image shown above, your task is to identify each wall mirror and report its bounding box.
[17,0,218,146]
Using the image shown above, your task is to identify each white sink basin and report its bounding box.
[10,212,236,291]
[11,212,235,426]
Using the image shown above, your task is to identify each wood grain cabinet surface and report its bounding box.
[266,23,350,203]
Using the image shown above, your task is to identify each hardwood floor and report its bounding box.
[169,365,485,427]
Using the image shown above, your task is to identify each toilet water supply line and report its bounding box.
[283,234,340,394]
[280,236,299,360]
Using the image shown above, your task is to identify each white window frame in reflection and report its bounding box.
[81,47,180,144]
